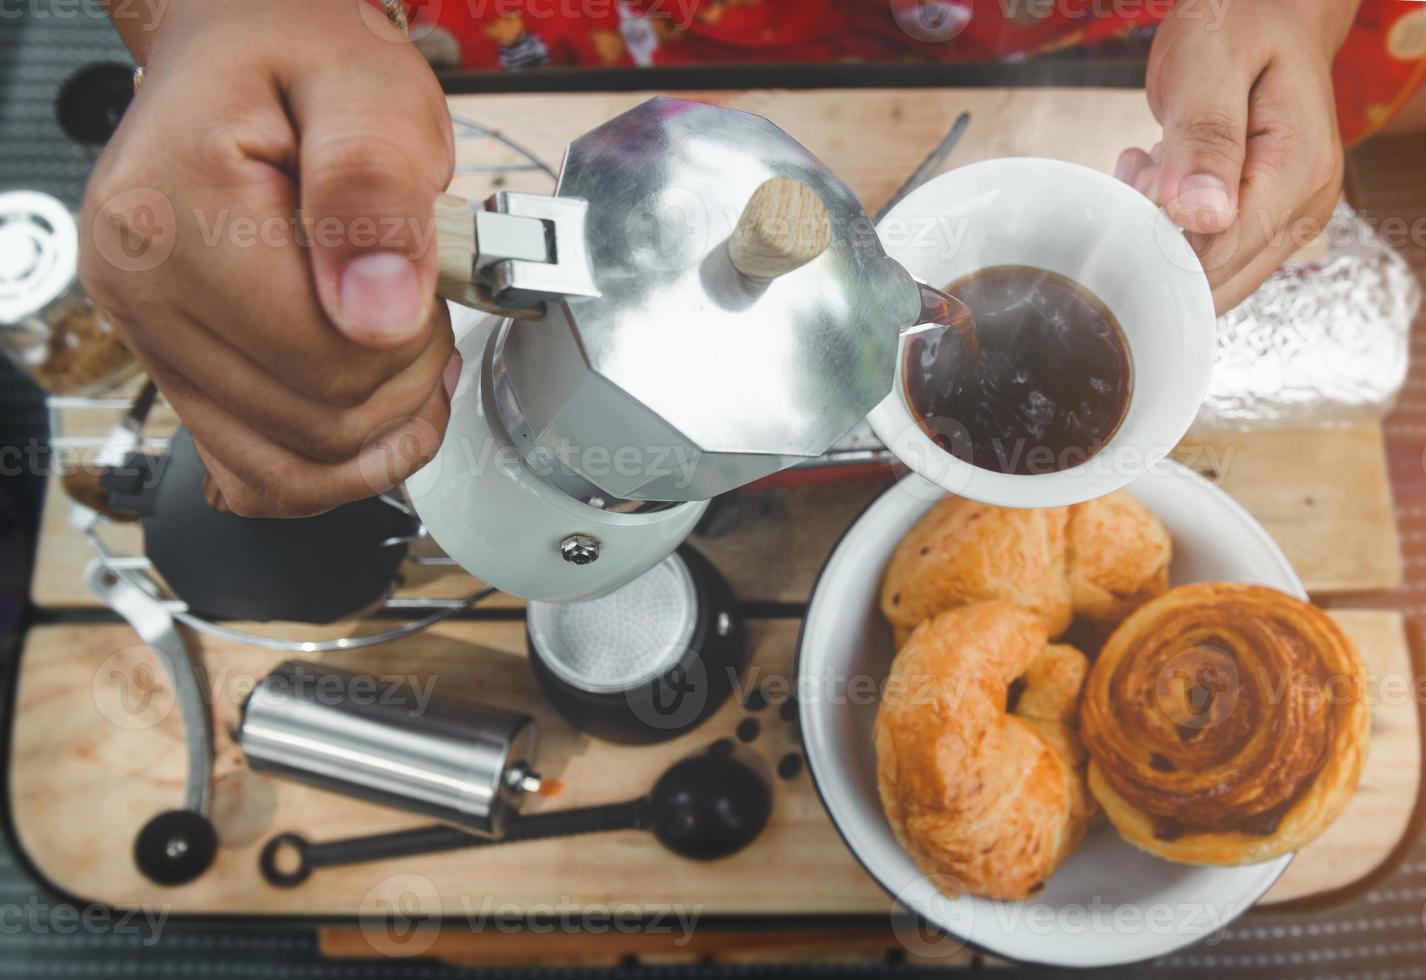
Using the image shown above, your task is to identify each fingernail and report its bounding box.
[1149,141,1163,164]
[1113,152,1134,183]
[1135,167,1156,196]
[1175,174,1234,223]
[200,474,230,514]
[337,251,424,342]
[442,351,463,400]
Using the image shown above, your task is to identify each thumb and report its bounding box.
[287,61,453,350]
[1154,83,1248,235]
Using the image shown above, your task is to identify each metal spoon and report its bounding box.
[258,754,770,887]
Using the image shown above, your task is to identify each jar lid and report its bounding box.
[0,191,78,326]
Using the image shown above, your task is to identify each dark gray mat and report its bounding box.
[1,5,1423,977]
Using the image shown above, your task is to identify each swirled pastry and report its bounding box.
[1066,491,1172,622]
[880,498,1073,644]
[875,602,1093,899]
[1081,583,1369,865]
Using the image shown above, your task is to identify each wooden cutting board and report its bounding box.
[6,608,1416,916]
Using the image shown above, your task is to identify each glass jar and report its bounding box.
[0,190,138,395]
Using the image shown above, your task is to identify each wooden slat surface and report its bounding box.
[1170,426,1403,595]
[442,88,1165,208]
[7,610,1414,915]
[32,421,1401,611]
[442,86,1325,260]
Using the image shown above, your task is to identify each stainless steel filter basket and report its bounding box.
[525,546,746,744]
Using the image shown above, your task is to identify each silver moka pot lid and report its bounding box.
[493,97,923,502]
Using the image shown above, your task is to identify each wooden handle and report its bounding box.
[60,462,224,521]
[434,192,481,308]
[433,191,544,320]
[60,469,139,523]
[728,177,831,284]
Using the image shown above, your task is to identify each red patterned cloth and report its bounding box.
[409,0,1426,145]
[1333,0,1426,146]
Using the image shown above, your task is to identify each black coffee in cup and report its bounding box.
[905,265,1133,476]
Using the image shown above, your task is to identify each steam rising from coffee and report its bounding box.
[906,267,1133,476]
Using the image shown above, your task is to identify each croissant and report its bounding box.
[1065,491,1171,622]
[874,602,1093,899]
[1080,583,1369,865]
[880,497,1073,644]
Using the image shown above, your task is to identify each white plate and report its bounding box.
[797,463,1298,968]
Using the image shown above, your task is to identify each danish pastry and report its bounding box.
[1080,582,1369,865]
[874,602,1093,899]
[880,498,1073,643]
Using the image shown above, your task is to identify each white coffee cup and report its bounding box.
[868,157,1216,507]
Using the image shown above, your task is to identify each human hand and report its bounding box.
[1115,0,1356,314]
[81,0,457,516]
